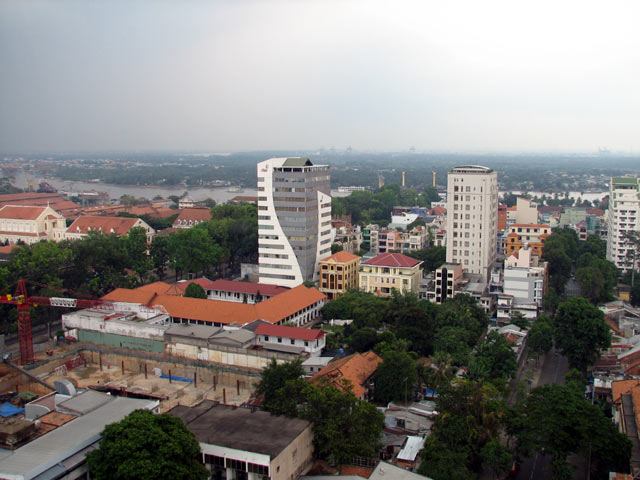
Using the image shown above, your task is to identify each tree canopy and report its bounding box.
[86,409,208,480]
[553,297,611,372]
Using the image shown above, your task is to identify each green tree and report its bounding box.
[184,283,207,299]
[374,350,417,404]
[86,409,208,480]
[300,380,384,464]
[433,326,471,365]
[553,297,611,371]
[407,246,446,272]
[527,318,553,362]
[123,226,153,279]
[256,359,305,412]
[331,243,343,254]
[150,235,170,279]
[348,327,379,352]
[473,332,517,381]
[511,384,631,480]
[480,440,512,480]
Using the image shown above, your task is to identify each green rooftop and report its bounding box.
[612,177,638,185]
[283,157,312,167]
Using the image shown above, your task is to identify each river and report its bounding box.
[16,176,350,203]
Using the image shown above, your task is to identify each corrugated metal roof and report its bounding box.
[396,435,424,462]
[0,395,157,480]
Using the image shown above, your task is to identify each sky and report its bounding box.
[1,0,639,153]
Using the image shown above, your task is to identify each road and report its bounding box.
[515,349,569,480]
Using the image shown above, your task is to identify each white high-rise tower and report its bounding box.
[257,157,332,287]
[606,176,640,272]
[445,165,498,281]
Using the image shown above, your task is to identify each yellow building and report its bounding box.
[505,223,551,258]
[359,252,423,297]
[319,251,361,300]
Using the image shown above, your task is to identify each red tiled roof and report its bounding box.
[311,351,382,398]
[173,278,217,292]
[256,285,326,323]
[429,206,447,215]
[0,245,18,255]
[172,208,212,226]
[0,205,48,220]
[363,252,422,268]
[102,283,323,326]
[255,323,324,341]
[66,216,147,236]
[612,379,640,404]
[320,251,361,263]
[205,279,289,297]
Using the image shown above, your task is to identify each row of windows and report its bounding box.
[260,263,292,270]
[260,272,296,280]
[274,187,307,193]
[274,177,305,183]
[272,197,307,202]
[259,252,289,259]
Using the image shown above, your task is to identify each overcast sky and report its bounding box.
[1,0,639,153]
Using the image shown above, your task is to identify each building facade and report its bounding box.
[318,251,361,300]
[504,223,551,257]
[0,205,66,244]
[607,177,640,272]
[445,166,498,281]
[257,158,332,287]
[359,252,423,296]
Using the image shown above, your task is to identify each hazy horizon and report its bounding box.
[1,0,639,153]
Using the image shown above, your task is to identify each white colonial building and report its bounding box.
[0,205,66,244]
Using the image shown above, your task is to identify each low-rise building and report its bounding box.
[103,283,326,327]
[255,323,325,356]
[0,391,158,480]
[428,263,463,304]
[360,252,423,297]
[319,251,361,300]
[168,401,314,480]
[501,245,547,317]
[175,278,288,304]
[310,351,383,400]
[65,215,155,242]
[0,205,66,244]
[172,208,212,229]
[504,223,551,258]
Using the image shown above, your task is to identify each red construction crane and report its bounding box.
[0,279,117,365]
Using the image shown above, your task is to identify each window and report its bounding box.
[264,336,269,341]
[290,339,295,345]
[277,337,282,343]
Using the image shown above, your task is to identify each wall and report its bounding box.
[270,423,314,480]
[165,341,299,370]
[78,330,165,354]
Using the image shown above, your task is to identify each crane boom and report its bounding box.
[0,280,117,364]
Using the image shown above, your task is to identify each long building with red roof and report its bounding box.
[65,216,155,241]
[103,283,326,327]
[171,278,289,304]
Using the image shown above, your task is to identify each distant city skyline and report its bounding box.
[1,0,639,153]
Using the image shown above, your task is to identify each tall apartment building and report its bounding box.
[607,177,640,272]
[257,158,332,287]
[445,165,498,281]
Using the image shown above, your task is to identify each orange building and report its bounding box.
[318,251,361,300]
[498,203,507,231]
[505,223,551,257]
